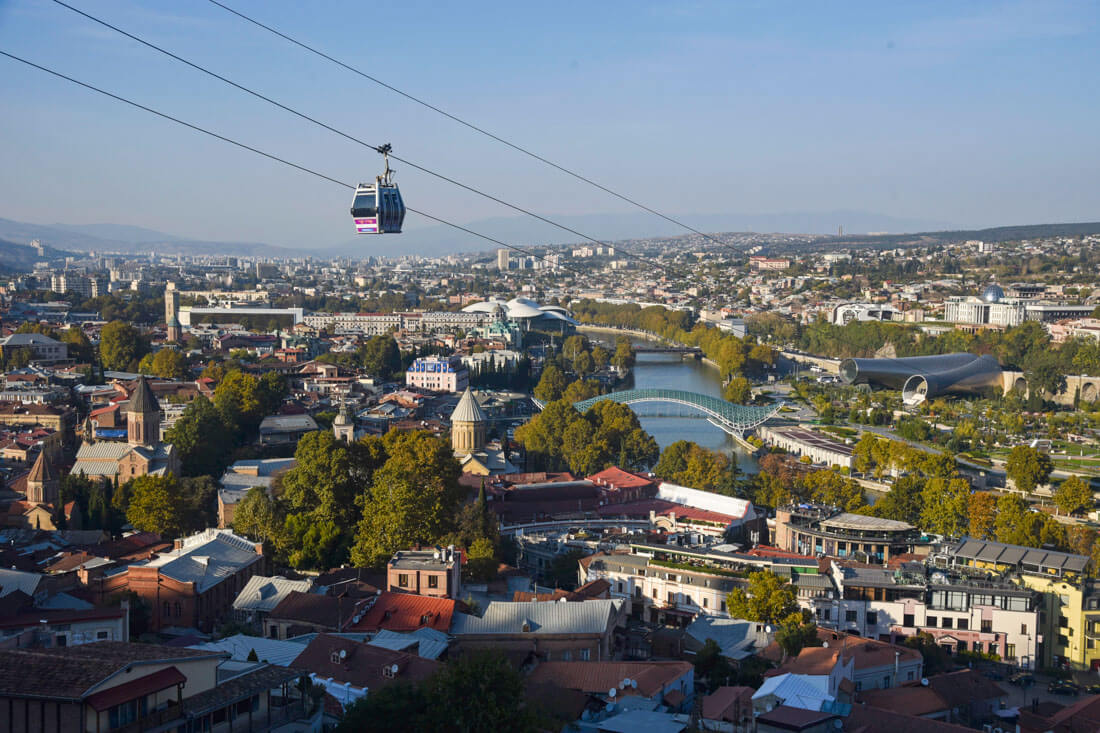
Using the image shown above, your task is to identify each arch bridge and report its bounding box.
[572,388,781,437]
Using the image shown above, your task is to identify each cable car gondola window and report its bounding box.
[351,191,376,217]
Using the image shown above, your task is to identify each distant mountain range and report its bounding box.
[0,236,70,272]
[2,212,1098,264]
[329,210,958,258]
[0,217,297,259]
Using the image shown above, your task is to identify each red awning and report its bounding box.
[86,666,186,711]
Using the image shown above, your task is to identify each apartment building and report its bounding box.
[949,537,1094,670]
[803,561,1041,670]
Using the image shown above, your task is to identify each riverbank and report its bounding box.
[579,324,721,373]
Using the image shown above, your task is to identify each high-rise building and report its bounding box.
[496,248,510,271]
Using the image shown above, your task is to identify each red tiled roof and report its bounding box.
[702,686,753,722]
[857,685,948,717]
[347,592,456,633]
[290,633,437,690]
[85,666,185,711]
[846,705,975,732]
[596,498,735,525]
[586,466,654,489]
[526,661,692,698]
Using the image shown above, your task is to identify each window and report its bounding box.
[845,610,858,623]
[927,616,937,628]
[174,602,182,618]
[108,698,148,729]
[427,575,439,589]
[703,598,708,608]
[866,611,878,626]
[97,631,109,640]
[721,601,726,612]
[667,592,675,604]
[903,613,914,627]
[957,618,968,631]
[989,643,998,657]
[562,651,572,661]
[617,582,623,593]
[883,675,891,688]
[1006,643,1016,661]
[398,573,409,588]
[580,649,590,661]
[942,617,953,629]
[163,601,170,619]
[906,671,914,681]
[1059,615,1068,629]
[1021,623,1028,635]
[981,619,992,633]
[652,588,658,598]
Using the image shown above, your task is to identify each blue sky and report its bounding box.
[0,0,1097,248]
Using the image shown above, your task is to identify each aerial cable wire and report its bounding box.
[205,0,747,258]
[49,0,679,279]
[0,49,604,282]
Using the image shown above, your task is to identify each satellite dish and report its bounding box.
[608,688,617,698]
[765,624,774,634]
[823,641,829,648]
[921,678,929,686]
[391,664,399,674]
[339,649,347,660]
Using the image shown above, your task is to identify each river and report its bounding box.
[584,329,760,474]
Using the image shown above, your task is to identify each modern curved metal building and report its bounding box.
[839,353,1003,405]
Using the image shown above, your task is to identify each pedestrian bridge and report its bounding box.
[572,388,782,437]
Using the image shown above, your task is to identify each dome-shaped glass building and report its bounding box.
[982,284,1005,303]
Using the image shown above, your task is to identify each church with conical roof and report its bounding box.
[450,387,517,476]
[70,376,180,482]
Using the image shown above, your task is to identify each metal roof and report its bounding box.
[232,575,314,614]
[953,537,1088,573]
[142,529,263,592]
[450,599,623,636]
[367,628,450,660]
[190,634,305,668]
[450,387,486,423]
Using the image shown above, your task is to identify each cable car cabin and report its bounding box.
[351,182,405,234]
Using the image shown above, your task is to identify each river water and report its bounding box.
[585,330,760,474]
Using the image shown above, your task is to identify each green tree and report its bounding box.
[802,470,865,512]
[99,320,146,371]
[775,610,822,660]
[1006,445,1054,494]
[466,537,498,582]
[361,335,402,379]
[726,571,797,625]
[232,486,284,543]
[611,336,635,370]
[870,475,922,525]
[1054,476,1093,516]
[337,682,429,733]
[165,396,234,477]
[125,475,186,538]
[723,376,752,404]
[533,364,567,402]
[591,345,610,370]
[214,370,264,432]
[561,379,601,403]
[179,476,220,533]
[994,494,1043,547]
[350,431,463,568]
[694,639,735,693]
[573,350,595,377]
[919,477,970,537]
[151,348,188,379]
[278,431,360,567]
[430,651,532,732]
[60,326,95,363]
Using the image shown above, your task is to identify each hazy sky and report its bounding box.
[1,0,1098,248]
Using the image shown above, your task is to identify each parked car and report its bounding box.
[1048,680,1079,696]
[1009,672,1035,686]
[1085,683,1100,695]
